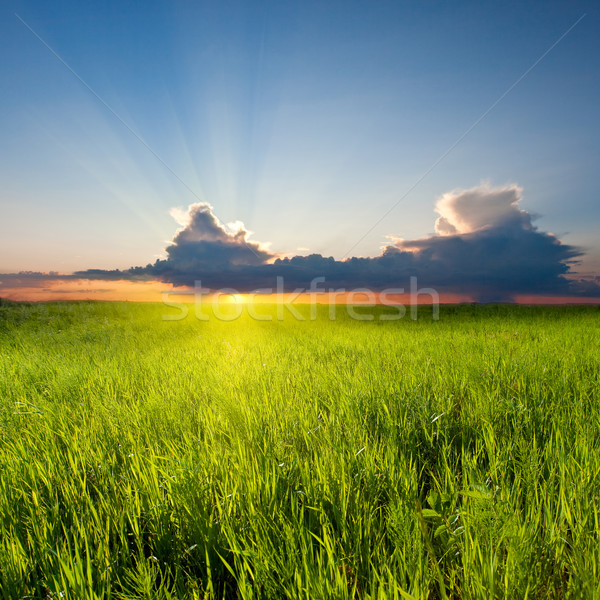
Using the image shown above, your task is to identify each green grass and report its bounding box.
[0,300,599,599]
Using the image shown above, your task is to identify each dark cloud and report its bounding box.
[11,185,600,301]
[0,272,71,288]
[164,203,273,271]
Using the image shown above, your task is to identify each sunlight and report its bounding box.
[222,293,248,304]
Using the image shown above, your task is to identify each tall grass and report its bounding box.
[0,301,599,598]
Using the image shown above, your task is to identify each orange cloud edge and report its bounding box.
[1,278,599,305]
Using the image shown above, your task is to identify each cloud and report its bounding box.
[434,183,532,235]
[15,184,599,302]
[137,203,273,288]
[164,202,273,269]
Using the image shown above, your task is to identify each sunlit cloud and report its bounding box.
[435,183,532,235]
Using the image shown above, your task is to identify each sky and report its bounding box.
[1,0,599,302]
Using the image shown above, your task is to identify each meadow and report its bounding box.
[0,299,599,599]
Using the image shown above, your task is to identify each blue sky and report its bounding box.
[1,0,599,289]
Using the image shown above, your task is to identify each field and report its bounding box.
[0,300,599,599]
